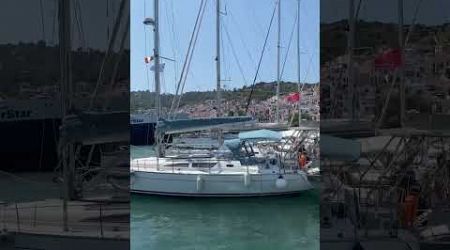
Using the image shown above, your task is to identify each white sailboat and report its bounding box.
[131,122,313,196]
[131,162,312,197]
[130,0,313,197]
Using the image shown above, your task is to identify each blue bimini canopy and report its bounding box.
[223,138,242,155]
[321,135,361,161]
[238,129,282,141]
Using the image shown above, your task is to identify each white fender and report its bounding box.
[196,175,203,192]
[243,172,251,187]
[275,177,288,189]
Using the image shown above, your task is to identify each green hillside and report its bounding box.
[131,81,317,112]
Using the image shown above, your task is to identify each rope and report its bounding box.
[39,0,46,42]
[223,22,248,87]
[167,0,180,91]
[107,0,110,40]
[39,120,45,170]
[229,6,257,68]
[404,0,424,47]
[88,0,127,110]
[144,0,148,57]
[173,0,208,114]
[221,15,229,87]
[170,0,207,113]
[245,2,277,113]
[50,0,57,45]
[280,5,299,79]
[298,2,318,89]
[169,0,206,115]
[72,0,127,187]
[355,0,363,22]
[73,0,87,48]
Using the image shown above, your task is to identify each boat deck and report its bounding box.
[131,157,262,175]
[0,199,129,239]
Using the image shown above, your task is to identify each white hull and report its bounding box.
[131,171,312,197]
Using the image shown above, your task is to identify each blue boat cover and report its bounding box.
[238,129,282,141]
[223,138,242,155]
[321,135,361,161]
[157,116,254,134]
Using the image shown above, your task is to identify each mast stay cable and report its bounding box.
[169,0,207,117]
[245,2,277,113]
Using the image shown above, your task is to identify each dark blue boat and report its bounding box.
[130,112,157,145]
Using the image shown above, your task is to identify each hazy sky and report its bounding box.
[321,0,450,25]
[0,0,128,50]
[131,0,320,92]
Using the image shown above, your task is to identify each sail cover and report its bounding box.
[321,135,361,161]
[60,111,129,145]
[238,129,282,141]
[157,116,254,134]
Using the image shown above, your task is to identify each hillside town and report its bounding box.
[177,85,320,123]
[321,22,450,123]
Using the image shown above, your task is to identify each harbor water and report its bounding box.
[131,145,319,250]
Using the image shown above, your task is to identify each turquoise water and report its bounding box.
[0,172,62,202]
[131,145,156,159]
[131,146,319,250]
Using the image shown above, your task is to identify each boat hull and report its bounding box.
[0,119,60,171]
[130,122,155,145]
[131,171,312,197]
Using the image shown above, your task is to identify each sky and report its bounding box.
[321,0,450,25]
[0,0,128,50]
[131,0,320,92]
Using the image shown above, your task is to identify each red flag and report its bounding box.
[144,56,153,64]
[374,48,402,70]
[285,92,301,103]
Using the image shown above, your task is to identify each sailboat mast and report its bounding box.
[398,0,405,127]
[276,0,281,123]
[153,0,162,157]
[348,0,356,120]
[154,0,161,118]
[59,0,72,232]
[216,0,224,145]
[297,0,301,127]
[216,0,221,117]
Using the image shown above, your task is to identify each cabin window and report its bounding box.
[440,236,450,242]
[192,163,216,169]
[226,164,234,167]
[164,163,189,168]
